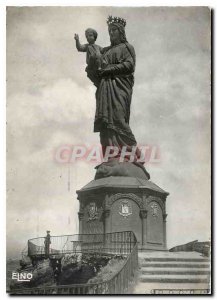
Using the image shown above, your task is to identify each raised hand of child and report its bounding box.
[74,34,79,41]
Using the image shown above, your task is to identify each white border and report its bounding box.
[1,0,214,299]
[3,0,216,7]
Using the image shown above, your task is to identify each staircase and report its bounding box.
[133,251,211,294]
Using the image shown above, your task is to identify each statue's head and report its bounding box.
[85,28,98,44]
[107,16,127,45]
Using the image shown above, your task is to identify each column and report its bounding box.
[140,209,147,247]
[103,209,110,252]
[103,209,110,234]
[78,211,84,234]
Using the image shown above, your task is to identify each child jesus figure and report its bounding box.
[74,28,102,86]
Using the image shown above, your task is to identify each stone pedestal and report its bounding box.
[76,173,169,251]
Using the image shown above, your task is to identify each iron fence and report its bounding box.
[28,231,136,258]
[11,231,138,295]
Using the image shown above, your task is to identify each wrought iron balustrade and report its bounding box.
[11,231,138,295]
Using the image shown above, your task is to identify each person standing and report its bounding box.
[44,230,51,258]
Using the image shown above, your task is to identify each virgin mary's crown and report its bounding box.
[107,16,126,27]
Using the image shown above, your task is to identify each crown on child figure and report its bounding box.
[107,16,126,27]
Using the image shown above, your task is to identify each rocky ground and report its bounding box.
[8,253,126,292]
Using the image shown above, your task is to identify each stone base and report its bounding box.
[77,174,169,251]
[95,159,150,180]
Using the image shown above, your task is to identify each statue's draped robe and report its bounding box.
[94,42,137,156]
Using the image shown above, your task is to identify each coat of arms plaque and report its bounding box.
[119,200,132,218]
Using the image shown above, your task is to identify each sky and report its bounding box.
[6,6,211,258]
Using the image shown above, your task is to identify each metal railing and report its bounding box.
[28,231,135,258]
[11,231,138,295]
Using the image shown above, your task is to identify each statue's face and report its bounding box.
[109,25,121,44]
[86,32,95,44]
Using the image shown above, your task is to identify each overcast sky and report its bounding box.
[7,6,210,258]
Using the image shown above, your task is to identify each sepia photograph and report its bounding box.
[6,5,211,295]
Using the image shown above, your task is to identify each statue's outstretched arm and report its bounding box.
[74,34,87,52]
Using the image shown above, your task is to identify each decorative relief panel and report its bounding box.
[150,202,159,218]
[118,200,132,218]
[87,202,103,222]
[82,201,104,234]
[107,193,144,209]
[147,200,164,244]
[147,195,165,213]
[87,202,98,221]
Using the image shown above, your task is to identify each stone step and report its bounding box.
[138,251,209,259]
[141,262,210,268]
[140,257,210,262]
[135,252,211,293]
[139,274,210,284]
[133,282,210,294]
[140,268,210,275]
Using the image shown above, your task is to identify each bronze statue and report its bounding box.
[75,16,150,179]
